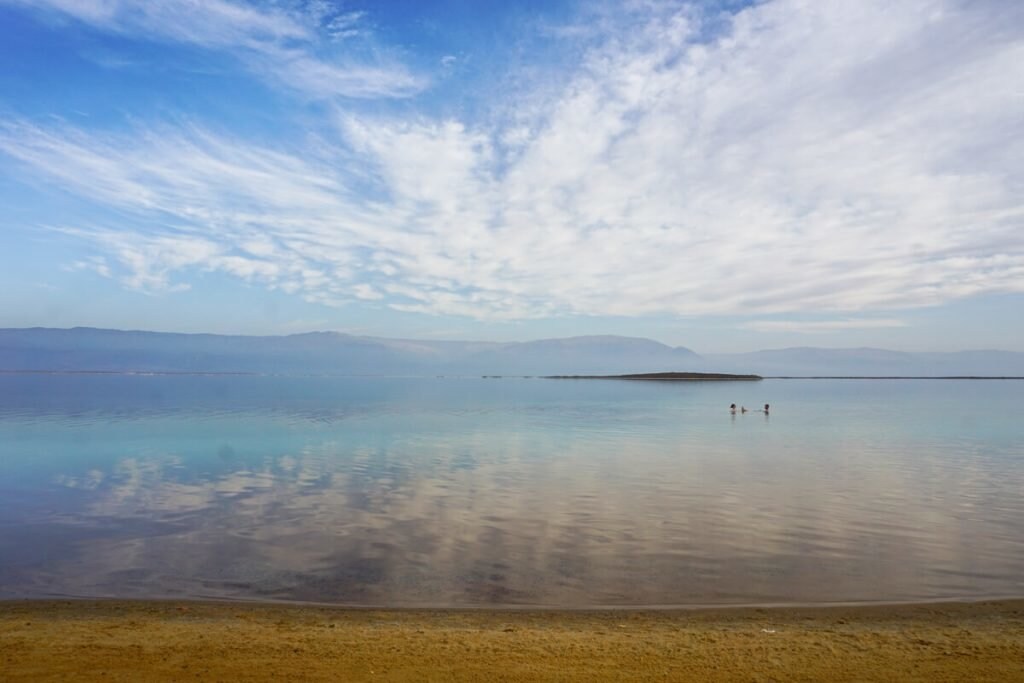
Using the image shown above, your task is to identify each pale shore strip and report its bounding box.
[2,599,1023,681]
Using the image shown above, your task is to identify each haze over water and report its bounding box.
[1,374,1022,607]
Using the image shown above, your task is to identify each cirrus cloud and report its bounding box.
[0,0,427,99]
[740,319,910,333]
[1,0,1023,321]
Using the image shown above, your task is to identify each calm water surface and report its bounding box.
[1,375,1022,606]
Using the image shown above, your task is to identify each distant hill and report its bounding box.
[703,347,1024,377]
[0,328,700,376]
[1,328,1022,377]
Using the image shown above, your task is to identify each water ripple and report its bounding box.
[1,375,1023,606]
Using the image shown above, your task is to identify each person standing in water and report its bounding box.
[763,403,770,414]
[730,403,737,413]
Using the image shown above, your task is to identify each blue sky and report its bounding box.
[1,0,1022,352]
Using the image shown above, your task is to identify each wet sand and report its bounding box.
[2,599,1023,681]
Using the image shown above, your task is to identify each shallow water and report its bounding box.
[1,374,1022,606]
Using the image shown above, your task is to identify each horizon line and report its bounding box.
[0,324,1022,356]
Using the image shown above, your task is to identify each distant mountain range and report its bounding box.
[1,327,1023,377]
[702,347,1024,377]
[0,327,699,376]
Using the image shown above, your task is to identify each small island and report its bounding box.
[545,371,762,381]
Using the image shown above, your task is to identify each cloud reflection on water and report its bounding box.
[19,420,1024,606]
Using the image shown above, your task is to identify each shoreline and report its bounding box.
[6,591,1024,611]
[4,598,1023,681]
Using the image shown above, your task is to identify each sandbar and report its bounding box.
[2,599,1023,681]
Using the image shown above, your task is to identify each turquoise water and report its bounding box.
[1,374,1022,606]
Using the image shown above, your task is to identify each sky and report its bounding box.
[0,0,1022,353]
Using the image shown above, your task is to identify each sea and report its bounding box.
[1,373,1022,607]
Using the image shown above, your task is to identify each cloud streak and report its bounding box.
[2,0,1023,321]
[2,0,426,99]
[741,319,910,333]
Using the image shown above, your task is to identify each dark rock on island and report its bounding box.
[545,372,762,381]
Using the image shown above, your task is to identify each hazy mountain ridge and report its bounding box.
[0,327,699,376]
[1,328,1022,376]
[704,347,1024,377]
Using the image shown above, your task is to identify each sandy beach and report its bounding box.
[2,599,1023,681]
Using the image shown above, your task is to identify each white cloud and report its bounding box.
[352,283,383,301]
[266,50,425,99]
[2,0,426,99]
[741,319,910,333]
[324,9,367,41]
[2,0,1023,320]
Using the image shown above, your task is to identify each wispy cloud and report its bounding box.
[741,319,910,333]
[2,0,426,99]
[322,9,367,42]
[2,0,1023,320]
